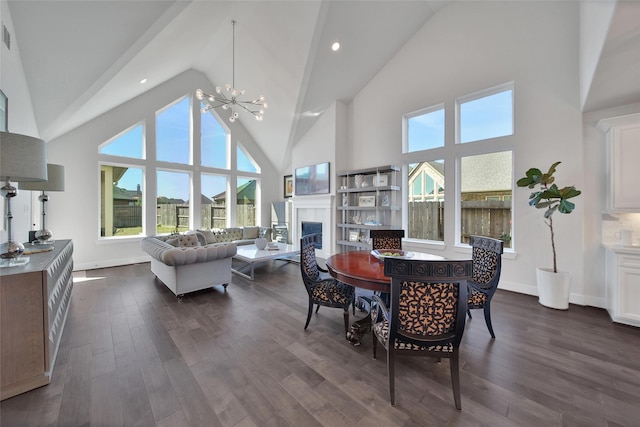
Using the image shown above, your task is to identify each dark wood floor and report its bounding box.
[2,260,640,427]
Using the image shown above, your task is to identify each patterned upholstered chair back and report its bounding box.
[384,258,471,349]
[467,235,504,339]
[300,235,321,282]
[469,235,503,289]
[370,229,404,250]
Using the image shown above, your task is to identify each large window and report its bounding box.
[157,170,190,233]
[406,105,445,152]
[98,92,262,238]
[458,84,513,144]
[99,124,144,159]
[236,177,257,227]
[403,82,514,247]
[156,97,191,164]
[100,164,143,237]
[460,151,512,247]
[201,173,227,229]
[407,161,444,241]
[201,107,228,169]
[237,144,259,173]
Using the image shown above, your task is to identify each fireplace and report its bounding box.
[291,194,334,257]
[301,221,322,249]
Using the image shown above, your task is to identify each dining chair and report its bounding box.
[372,257,472,409]
[370,229,404,250]
[356,230,404,313]
[300,234,355,334]
[467,235,504,338]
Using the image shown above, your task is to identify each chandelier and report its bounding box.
[196,20,267,123]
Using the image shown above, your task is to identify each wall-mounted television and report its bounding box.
[294,162,330,196]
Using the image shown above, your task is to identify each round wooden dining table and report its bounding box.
[325,249,447,345]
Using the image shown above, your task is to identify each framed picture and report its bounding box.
[0,90,7,131]
[349,230,360,242]
[284,175,293,198]
[373,174,388,187]
[358,195,376,207]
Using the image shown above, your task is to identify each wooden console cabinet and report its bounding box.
[0,240,73,400]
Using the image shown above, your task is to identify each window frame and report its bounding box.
[403,103,445,154]
[402,82,516,251]
[98,161,146,239]
[97,91,263,240]
[455,81,515,145]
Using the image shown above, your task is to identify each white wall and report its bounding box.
[44,70,277,270]
[292,101,341,189]
[347,1,589,303]
[579,0,616,110]
[0,3,40,244]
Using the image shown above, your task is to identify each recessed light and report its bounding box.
[331,41,340,52]
[139,78,148,84]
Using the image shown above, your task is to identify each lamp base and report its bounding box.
[35,229,53,244]
[0,240,26,259]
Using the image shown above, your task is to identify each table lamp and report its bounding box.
[0,131,48,260]
[19,163,65,244]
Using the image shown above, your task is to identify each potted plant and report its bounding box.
[516,161,581,309]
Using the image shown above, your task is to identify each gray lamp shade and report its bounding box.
[0,131,48,182]
[19,163,65,191]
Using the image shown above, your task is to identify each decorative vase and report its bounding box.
[354,174,364,188]
[255,237,268,250]
[536,268,571,310]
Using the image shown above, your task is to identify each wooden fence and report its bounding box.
[114,203,254,231]
[409,200,511,246]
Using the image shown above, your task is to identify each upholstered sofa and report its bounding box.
[196,226,272,246]
[140,233,237,297]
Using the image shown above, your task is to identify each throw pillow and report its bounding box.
[197,229,217,244]
[192,231,207,246]
[177,234,200,247]
[165,238,180,247]
[243,226,260,239]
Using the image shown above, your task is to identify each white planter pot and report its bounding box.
[536,268,571,310]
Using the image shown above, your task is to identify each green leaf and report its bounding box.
[558,199,576,214]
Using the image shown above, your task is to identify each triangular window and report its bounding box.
[99,124,144,159]
[237,144,259,173]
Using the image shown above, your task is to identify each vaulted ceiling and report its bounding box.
[7,1,640,172]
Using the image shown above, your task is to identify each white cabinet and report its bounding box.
[598,113,640,211]
[336,166,400,250]
[605,246,640,327]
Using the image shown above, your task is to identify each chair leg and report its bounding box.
[304,300,313,330]
[388,350,396,406]
[450,352,462,410]
[483,304,495,339]
[315,304,320,313]
[372,331,378,359]
[343,307,350,335]
[467,308,472,319]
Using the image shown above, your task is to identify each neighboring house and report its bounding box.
[212,179,256,205]
[408,161,445,202]
[409,153,512,202]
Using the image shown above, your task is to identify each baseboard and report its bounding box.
[74,255,150,271]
